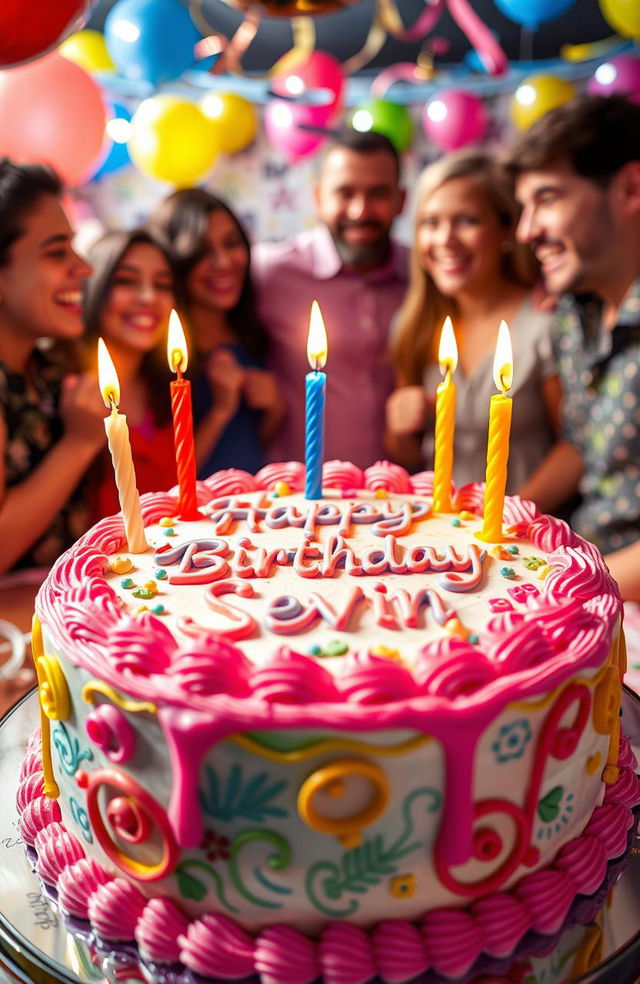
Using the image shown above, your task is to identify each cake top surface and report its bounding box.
[37,461,620,724]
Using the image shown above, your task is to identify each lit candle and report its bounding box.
[433,316,458,513]
[305,300,328,500]
[478,321,513,543]
[167,310,200,521]
[97,338,147,554]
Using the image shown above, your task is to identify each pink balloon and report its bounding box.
[0,52,107,186]
[422,89,488,151]
[270,50,344,118]
[264,101,329,163]
[587,54,640,104]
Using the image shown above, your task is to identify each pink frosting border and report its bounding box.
[17,736,640,984]
[35,462,622,725]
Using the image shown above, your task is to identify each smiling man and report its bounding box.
[508,95,640,598]
[253,130,407,468]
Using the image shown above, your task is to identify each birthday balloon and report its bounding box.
[105,0,201,86]
[423,89,488,151]
[588,54,640,102]
[351,99,414,153]
[493,0,576,30]
[264,101,329,163]
[511,74,576,130]
[129,96,220,186]
[599,0,640,39]
[0,1,91,67]
[0,52,107,186]
[271,50,345,118]
[200,92,258,154]
[92,103,133,180]
[59,30,115,75]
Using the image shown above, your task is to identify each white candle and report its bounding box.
[98,339,147,554]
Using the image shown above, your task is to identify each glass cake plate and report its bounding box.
[1,689,640,984]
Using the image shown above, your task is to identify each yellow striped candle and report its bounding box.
[433,317,458,513]
[478,321,513,543]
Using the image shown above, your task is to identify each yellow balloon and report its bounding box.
[59,30,115,74]
[511,74,576,131]
[599,0,640,39]
[200,92,258,155]
[130,96,220,187]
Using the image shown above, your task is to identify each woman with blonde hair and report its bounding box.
[386,149,561,504]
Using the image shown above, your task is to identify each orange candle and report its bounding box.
[97,339,147,554]
[478,321,513,543]
[167,311,200,521]
[433,316,458,513]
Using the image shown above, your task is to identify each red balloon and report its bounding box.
[0,1,91,67]
[0,52,107,187]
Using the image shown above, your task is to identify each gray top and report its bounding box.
[419,295,557,493]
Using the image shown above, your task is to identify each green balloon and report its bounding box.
[351,99,414,153]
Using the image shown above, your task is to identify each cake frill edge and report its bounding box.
[17,731,640,984]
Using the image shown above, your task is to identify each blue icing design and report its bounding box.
[69,796,93,842]
[200,763,289,823]
[492,719,532,763]
[52,722,93,776]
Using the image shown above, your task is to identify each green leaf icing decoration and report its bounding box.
[175,860,238,912]
[537,786,564,823]
[200,763,288,823]
[52,722,93,776]
[306,786,441,918]
[228,830,292,909]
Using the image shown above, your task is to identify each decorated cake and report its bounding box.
[17,460,640,984]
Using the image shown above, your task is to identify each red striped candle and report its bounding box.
[167,311,200,521]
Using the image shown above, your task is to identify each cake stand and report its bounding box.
[2,688,640,984]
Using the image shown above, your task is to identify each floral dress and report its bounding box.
[0,349,90,570]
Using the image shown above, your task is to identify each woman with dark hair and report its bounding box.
[0,158,105,575]
[83,228,177,521]
[150,188,284,476]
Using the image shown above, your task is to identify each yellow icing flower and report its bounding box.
[390,874,416,898]
[370,645,402,663]
[274,481,291,497]
[109,556,134,575]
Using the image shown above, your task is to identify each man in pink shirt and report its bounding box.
[252,131,408,469]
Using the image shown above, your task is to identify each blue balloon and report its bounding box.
[493,0,576,30]
[104,0,201,86]
[92,103,132,180]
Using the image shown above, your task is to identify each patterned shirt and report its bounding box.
[555,278,640,553]
[0,348,90,570]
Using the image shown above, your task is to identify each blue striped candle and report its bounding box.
[304,301,328,500]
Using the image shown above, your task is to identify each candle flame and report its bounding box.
[167,309,188,374]
[307,301,328,370]
[492,320,513,393]
[438,316,458,376]
[98,338,120,408]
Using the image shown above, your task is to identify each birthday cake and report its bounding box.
[17,460,640,983]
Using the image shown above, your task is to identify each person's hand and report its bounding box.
[206,348,245,418]
[386,386,432,436]
[243,368,281,412]
[60,372,107,448]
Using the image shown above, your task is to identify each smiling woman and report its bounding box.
[150,188,284,477]
[81,229,178,522]
[0,157,106,575]
[385,149,564,512]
